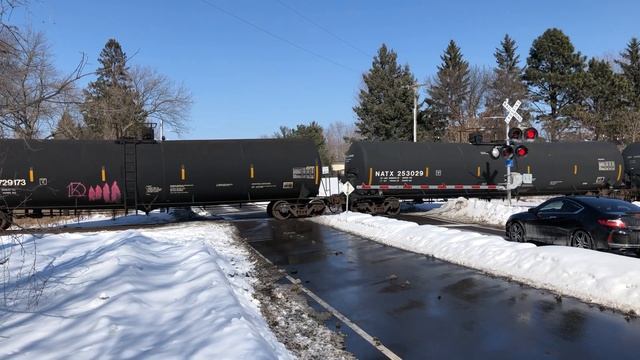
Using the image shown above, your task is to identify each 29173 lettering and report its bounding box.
[0,179,26,187]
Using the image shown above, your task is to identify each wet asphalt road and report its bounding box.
[394,213,506,237]
[235,218,640,360]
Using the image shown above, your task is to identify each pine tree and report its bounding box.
[615,38,640,143]
[577,58,629,141]
[54,110,81,139]
[81,39,146,139]
[485,34,530,133]
[616,38,640,105]
[353,44,416,141]
[425,40,470,141]
[275,121,330,165]
[524,28,586,141]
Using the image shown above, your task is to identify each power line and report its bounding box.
[274,0,372,59]
[200,0,356,72]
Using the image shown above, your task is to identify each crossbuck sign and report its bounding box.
[503,99,522,124]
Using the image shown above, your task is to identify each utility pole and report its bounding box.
[406,82,428,142]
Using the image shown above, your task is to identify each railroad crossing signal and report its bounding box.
[503,99,522,124]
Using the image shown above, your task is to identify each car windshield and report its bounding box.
[577,198,640,214]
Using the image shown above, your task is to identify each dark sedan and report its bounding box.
[506,196,640,253]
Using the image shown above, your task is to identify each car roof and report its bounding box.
[543,195,625,206]
[564,195,640,209]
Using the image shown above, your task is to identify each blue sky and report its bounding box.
[10,0,640,139]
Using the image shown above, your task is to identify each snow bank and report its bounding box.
[311,213,640,315]
[427,197,533,226]
[0,223,291,359]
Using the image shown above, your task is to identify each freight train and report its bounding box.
[0,138,326,229]
[1,136,639,229]
[343,141,628,214]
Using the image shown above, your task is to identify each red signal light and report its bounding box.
[508,128,522,140]
[524,127,538,140]
[501,145,514,159]
[515,145,528,157]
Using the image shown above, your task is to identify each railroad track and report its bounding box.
[1,219,207,236]
[2,205,271,236]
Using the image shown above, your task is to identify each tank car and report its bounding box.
[622,142,640,191]
[0,138,323,229]
[344,141,624,214]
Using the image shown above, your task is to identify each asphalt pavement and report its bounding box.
[237,218,640,360]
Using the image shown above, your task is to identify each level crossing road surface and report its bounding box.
[236,218,640,359]
[393,213,506,237]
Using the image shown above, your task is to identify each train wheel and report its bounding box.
[272,201,292,220]
[384,198,401,216]
[0,211,12,230]
[266,201,275,217]
[308,199,326,216]
[327,194,344,213]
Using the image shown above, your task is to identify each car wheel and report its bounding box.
[571,230,594,249]
[508,222,525,243]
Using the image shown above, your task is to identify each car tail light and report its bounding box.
[598,219,627,229]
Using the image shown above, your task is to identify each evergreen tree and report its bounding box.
[485,34,530,132]
[524,28,586,141]
[275,121,330,165]
[577,58,629,141]
[616,38,640,106]
[54,110,81,139]
[615,38,640,143]
[353,44,416,141]
[81,39,145,139]
[425,40,470,141]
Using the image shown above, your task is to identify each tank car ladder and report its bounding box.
[123,143,138,213]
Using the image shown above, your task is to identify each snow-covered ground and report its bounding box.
[0,218,292,359]
[417,197,548,226]
[311,212,640,315]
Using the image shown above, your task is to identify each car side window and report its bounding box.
[538,201,563,213]
[560,200,582,213]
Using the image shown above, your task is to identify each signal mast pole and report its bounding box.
[502,98,523,207]
[506,114,512,206]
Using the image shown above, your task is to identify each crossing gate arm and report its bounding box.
[357,184,507,190]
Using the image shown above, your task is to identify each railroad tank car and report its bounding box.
[344,141,624,214]
[0,138,323,229]
[622,142,640,190]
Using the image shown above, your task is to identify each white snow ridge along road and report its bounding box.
[312,212,640,315]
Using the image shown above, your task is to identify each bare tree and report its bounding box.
[325,121,357,163]
[465,66,491,120]
[131,65,192,138]
[1,22,86,138]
